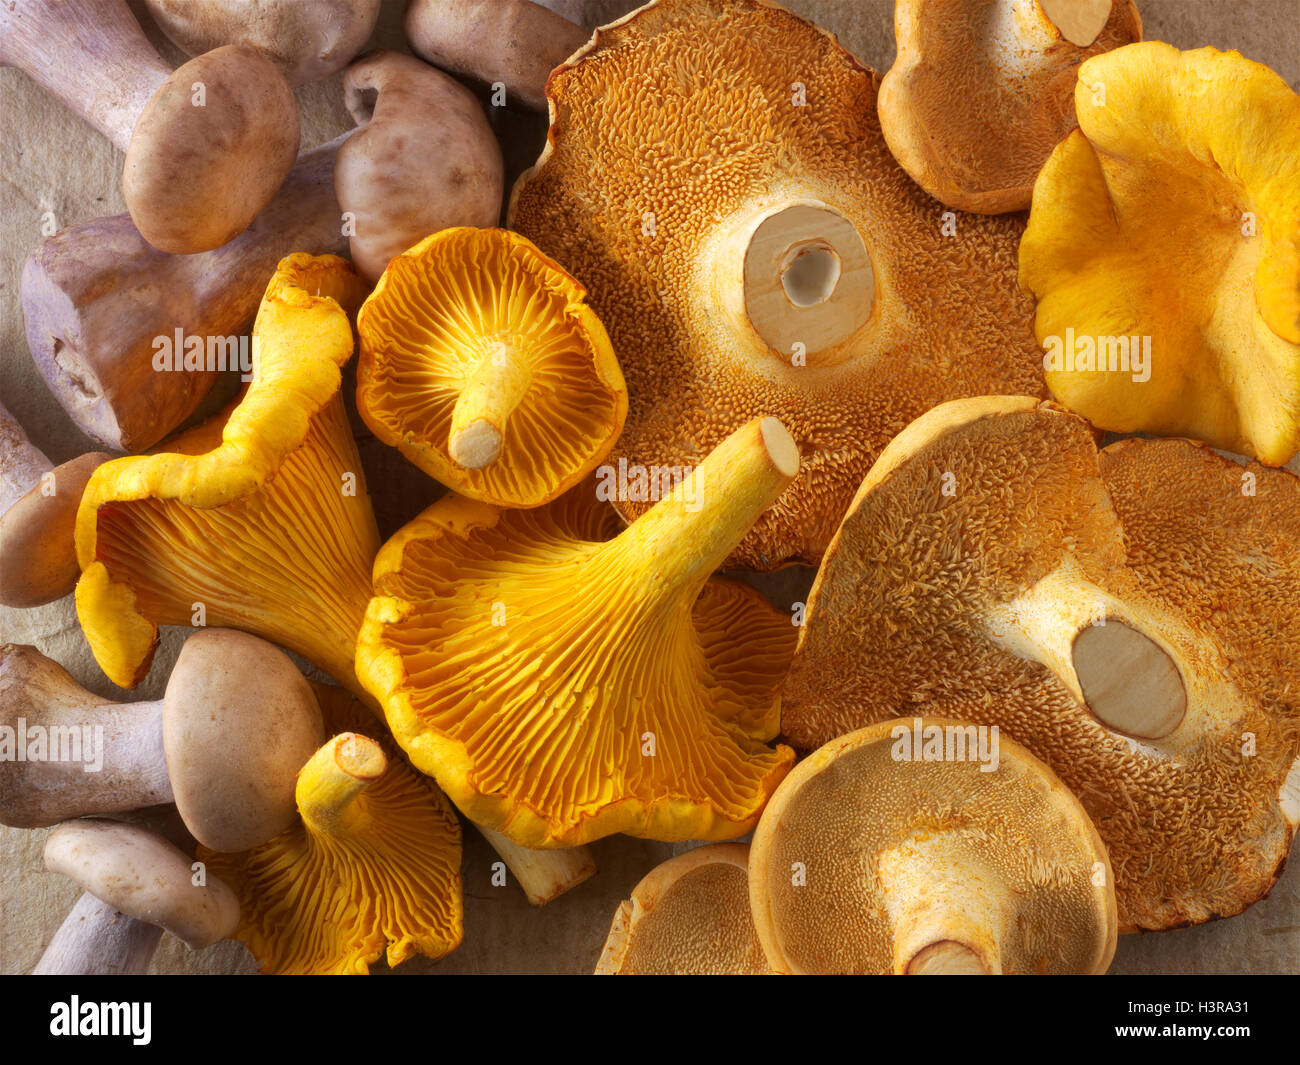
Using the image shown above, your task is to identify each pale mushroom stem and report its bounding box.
[984,558,1189,739]
[477,826,598,907]
[1038,0,1111,48]
[33,893,163,976]
[612,417,800,592]
[296,733,387,837]
[0,403,53,512]
[448,342,534,469]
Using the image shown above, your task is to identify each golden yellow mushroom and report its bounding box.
[1020,43,1300,465]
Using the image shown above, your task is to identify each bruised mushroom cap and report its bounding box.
[124,44,299,253]
[200,685,463,974]
[782,396,1300,930]
[595,843,770,974]
[334,52,504,283]
[45,819,239,951]
[357,226,626,506]
[508,0,1042,569]
[878,0,1141,214]
[1019,43,1300,465]
[162,629,324,853]
[144,0,381,84]
[749,719,1117,975]
[0,451,112,607]
[73,254,378,695]
[357,417,799,848]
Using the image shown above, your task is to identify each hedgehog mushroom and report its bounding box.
[143,0,381,85]
[782,396,1300,930]
[749,720,1117,974]
[1020,43,1300,465]
[0,632,323,852]
[0,405,112,607]
[334,52,503,283]
[200,686,463,974]
[878,0,1141,213]
[357,227,626,505]
[36,818,239,975]
[596,843,770,975]
[357,417,799,847]
[509,0,1042,569]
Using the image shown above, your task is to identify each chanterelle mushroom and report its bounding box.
[334,51,504,283]
[0,0,300,252]
[144,0,381,85]
[356,227,626,505]
[357,417,799,847]
[200,686,463,974]
[749,719,1117,974]
[782,396,1300,930]
[878,0,1141,214]
[38,819,239,974]
[0,631,324,854]
[595,843,771,975]
[509,0,1043,569]
[1019,42,1300,465]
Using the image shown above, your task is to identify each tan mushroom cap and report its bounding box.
[596,843,770,975]
[749,719,1117,975]
[45,819,239,950]
[878,0,1141,214]
[509,0,1042,569]
[123,44,299,253]
[0,451,112,607]
[782,396,1300,930]
[162,629,324,853]
[144,0,381,85]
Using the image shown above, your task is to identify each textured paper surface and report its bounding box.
[1,0,1297,975]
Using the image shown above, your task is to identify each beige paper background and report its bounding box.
[1,0,1297,974]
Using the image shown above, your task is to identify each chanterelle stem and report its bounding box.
[448,339,534,469]
[296,733,387,837]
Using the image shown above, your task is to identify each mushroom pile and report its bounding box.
[1,0,1296,979]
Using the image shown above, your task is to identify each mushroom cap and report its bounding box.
[357,418,798,847]
[0,451,112,608]
[199,685,464,974]
[162,629,324,853]
[782,396,1300,930]
[144,0,381,84]
[74,254,378,694]
[357,227,626,506]
[508,0,1042,569]
[749,719,1117,974]
[45,819,239,950]
[1019,43,1300,465]
[595,842,770,974]
[334,52,504,282]
[878,0,1141,214]
[123,44,300,253]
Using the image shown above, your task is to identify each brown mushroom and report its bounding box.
[143,0,381,85]
[595,843,771,975]
[35,819,238,974]
[21,135,348,452]
[405,0,589,111]
[334,51,504,283]
[0,0,300,253]
[0,631,323,854]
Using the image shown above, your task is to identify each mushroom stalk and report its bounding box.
[610,417,800,594]
[477,826,597,907]
[983,557,1189,739]
[0,403,53,512]
[33,893,164,977]
[296,733,387,837]
[22,134,350,452]
[447,342,535,468]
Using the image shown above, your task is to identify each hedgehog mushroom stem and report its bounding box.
[1038,0,1111,47]
[447,339,533,469]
